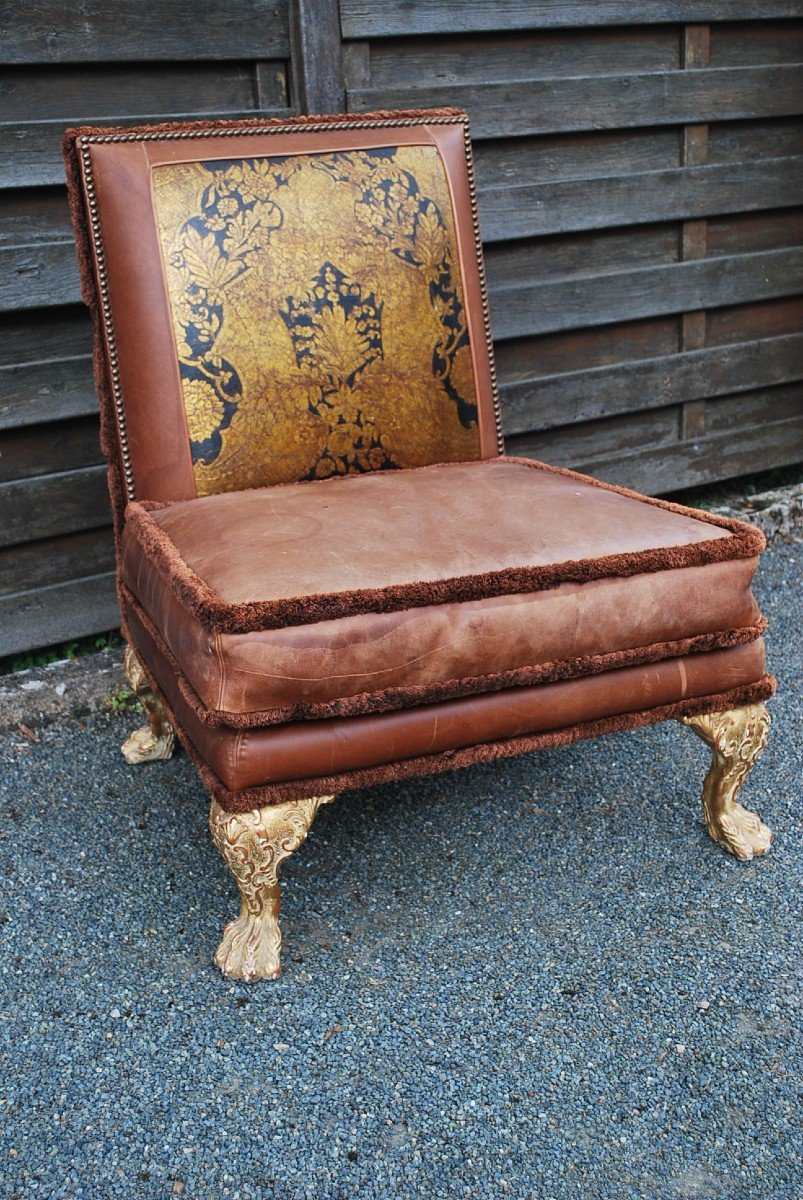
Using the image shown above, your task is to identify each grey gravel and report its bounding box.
[0,541,800,1200]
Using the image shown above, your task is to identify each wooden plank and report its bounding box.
[487,225,679,291]
[707,209,803,255]
[500,333,803,434]
[496,316,680,380]
[0,417,102,483]
[473,129,679,190]
[710,19,803,66]
[510,406,681,466]
[0,466,109,547]
[1,107,292,189]
[707,117,803,163]
[0,306,92,368]
[1,61,260,123]
[508,413,803,495]
[707,296,803,345]
[0,357,96,431]
[341,2,803,38]
[0,240,79,310]
[366,27,678,87]
[0,573,119,658]
[349,65,802,139]
[478,156,803,241]
[0,526,114,597]
[1,1,289,63]
[489,246,803,340]
[289,0,345,113]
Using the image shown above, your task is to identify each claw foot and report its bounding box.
[122,724,176,764]
[209,795,333,982]
[681,702,772,861]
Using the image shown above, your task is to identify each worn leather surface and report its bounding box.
[80,118,499,502]
[126,597,766,789]
[122,458,761,717]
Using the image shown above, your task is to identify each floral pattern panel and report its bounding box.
[151,144,480,495]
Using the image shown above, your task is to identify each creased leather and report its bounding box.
[125,597,766,792]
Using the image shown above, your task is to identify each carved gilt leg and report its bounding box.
[209,795,334,982]
[680,702,772,860]
[121,644,176,764]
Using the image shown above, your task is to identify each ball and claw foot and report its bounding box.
[209,795,334,982]
[120,645,176,764]
[681,701,773,861]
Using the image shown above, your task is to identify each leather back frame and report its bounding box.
[67,110,503,505]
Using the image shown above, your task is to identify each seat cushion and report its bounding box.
[125,596,769,803]
[121,456,766,725]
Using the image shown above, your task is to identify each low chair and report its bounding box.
[63,109,775,982]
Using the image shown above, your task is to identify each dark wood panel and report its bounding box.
[512,406,681,465]
[341,2,803,37]
[0,526,114,597]
[707,117,803,163]
[479,156,803,241]
[0,417,102,483]
[489,246,803,339]
[474,129,679,189]
[710,19,803,65]
[509,412,803,493]
[366,27,678,85]
[706,296,803,345]
[0,357,96,431]
[349,65,801,138]
[707,209,803,255]
[1,1,290,63]
[0,240,79,310]
[500,333,803,434]
[0,572,119,658]
[496,317,680,380]
[1,107,292,189]
[0,306,91,367]
[0,466,109,547]
[486,224,679,290]
[0,61,260,122]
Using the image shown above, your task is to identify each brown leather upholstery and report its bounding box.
[63,109,774,816]
[126,596,766,793]
[121,457,765,723]
[71,112,500,504]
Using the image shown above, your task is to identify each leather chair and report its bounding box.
[64,109,775,982]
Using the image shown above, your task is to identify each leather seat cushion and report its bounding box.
[125,597,768,797]
[121,457,765,724]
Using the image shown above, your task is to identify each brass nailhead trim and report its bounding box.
[79,113,503,497]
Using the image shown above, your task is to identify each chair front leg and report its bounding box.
[209,795,333,982]
[121,644,176,764]
[680,702,772,861]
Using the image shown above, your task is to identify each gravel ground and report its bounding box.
[0,540,800,1200]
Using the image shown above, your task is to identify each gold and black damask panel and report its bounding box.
[151,144,481,495]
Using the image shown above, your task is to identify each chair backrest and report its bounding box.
[65,110,502,509]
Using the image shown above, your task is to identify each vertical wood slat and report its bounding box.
[289,0,346,113]
[681,24,712,441]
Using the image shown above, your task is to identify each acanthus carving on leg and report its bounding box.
[121,644,176,764]
[680,702,772,861]
[209,795,334,982]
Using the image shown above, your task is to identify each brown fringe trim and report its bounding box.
[121,584,766,729]
[64,107,468,146]
[124,455,765,634]
[122,627,776,814]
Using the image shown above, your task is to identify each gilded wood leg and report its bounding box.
[680,702,772,860]
[209,795,334,982]
[121,644,176,764]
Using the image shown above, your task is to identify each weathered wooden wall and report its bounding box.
[1,0,801,655]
